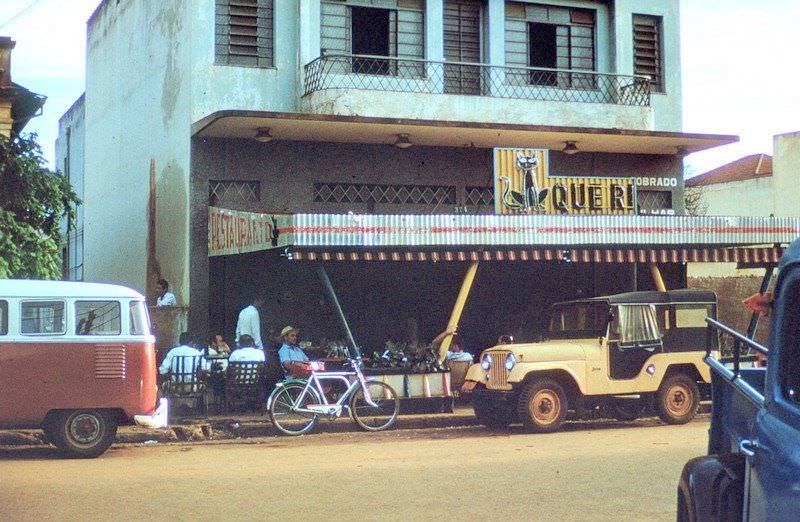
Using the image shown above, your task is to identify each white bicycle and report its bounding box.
[266,357,400,436]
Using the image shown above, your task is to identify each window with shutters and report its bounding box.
[633,14,664,92]
[320,0,424,76]
[215,0,274,67]
[506,3,595,88]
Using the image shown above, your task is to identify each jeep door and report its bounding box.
[607,304,663,380]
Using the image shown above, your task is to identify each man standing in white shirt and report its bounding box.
[155,278,177,307]
[236,297,264,348]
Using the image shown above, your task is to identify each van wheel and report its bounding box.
[518,379,567,433]
[473,400,514,429]
[53,410,118,458]
[656,374,700,425]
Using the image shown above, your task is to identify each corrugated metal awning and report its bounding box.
[288,245,784,263]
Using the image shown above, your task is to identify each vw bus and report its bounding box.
[0,280,158,457]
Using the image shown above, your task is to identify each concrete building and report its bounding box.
[60,1,800,350]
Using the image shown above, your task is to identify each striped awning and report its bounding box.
[288,245,784,264]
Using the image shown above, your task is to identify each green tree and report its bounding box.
[0,133,80,279]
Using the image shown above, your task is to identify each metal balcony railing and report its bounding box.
[303,54,651,107]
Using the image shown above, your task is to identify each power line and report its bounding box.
[0,0,50,30]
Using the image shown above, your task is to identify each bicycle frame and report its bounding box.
[270,358,381,418]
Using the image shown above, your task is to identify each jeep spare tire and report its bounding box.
[518,379,568,433]
[656,373,700,425]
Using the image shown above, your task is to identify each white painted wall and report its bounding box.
[84,0,193,300]
[55,96,85,281]
[773,132,800,218]
[613,0,682,131]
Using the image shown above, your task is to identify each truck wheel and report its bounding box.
[473,400,514,429]
[53,410,118,458]
[518,379,568,433]
[656,374,700,425]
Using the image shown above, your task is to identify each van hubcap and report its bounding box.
[69,414,102,444]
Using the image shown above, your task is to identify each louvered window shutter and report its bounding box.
[633,14,663,92]
[216,0,274,67]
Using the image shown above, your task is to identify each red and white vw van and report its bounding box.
[0,280,158,457]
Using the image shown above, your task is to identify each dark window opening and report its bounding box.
[529,23,558,86]
[352,7,391,74]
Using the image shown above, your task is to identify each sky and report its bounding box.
[2,0,799,175]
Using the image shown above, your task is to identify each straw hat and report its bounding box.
[281,326,298,337]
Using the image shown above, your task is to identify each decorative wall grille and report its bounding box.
[464,186,494,206]
[209,180,261,205]
[314,182,456,205]
[637,190,672,212]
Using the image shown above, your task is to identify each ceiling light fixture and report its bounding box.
[562,141,579,155]
[255,127,273,143]
[393,133,412,149]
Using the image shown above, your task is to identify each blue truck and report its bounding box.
[677,237,800,521]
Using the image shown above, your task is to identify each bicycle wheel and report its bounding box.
[350,381,400,432]
[268,383,320,436]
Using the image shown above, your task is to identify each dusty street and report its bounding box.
[0,417,705,521]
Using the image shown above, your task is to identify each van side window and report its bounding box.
[21,301,66,335]
[129,300,149,335]
[0,300,7,335]
[75,301,121,335]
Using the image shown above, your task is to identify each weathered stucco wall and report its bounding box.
[773,131,800,218]
[55,96,86,280]
[84,0,192,301]
[613,0,682,131]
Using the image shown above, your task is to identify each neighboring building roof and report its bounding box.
[686,154,772,187]
[11,81,47,135]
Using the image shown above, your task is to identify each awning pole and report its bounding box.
[438,261,479,365]
[316,263,361,359]
[649,263,667,292]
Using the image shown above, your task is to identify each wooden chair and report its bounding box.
[162,355,207,417]
[225,361,266,413]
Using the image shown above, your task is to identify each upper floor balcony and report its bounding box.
[301,54,654,131]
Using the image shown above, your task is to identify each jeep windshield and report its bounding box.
[549,302,610,339]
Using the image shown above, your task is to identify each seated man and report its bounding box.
[229,334,266,363]
[432,326,474,362]
[278,326,309,372]
[159,332,205,381]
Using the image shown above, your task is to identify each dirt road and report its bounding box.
[0,417,705,521]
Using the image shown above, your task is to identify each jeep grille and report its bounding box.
[486,351,510,390]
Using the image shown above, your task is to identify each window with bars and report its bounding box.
[633,14,664,92]
[637,190,672,214]
[314,182,456,206]
[506,2,595,88]
[209,181,261,206]
[215,0,274,67]
[443,0,483,95]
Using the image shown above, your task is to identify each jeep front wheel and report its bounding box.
[473,399,514,429]
[518,379,568,433]
[656,374,700,425]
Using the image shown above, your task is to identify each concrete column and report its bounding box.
[426,0,444,93]
[298,0,321,67]
[773,132,800,217]
[486,0,505,96]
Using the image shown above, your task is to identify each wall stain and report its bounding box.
[150,0,185,128]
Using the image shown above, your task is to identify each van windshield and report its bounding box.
[129,300,150,335]
[549,302,609,339]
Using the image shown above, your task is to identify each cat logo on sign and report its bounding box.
[493,148,636,215]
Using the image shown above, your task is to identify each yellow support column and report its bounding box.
[438,261,479,364]
[649,263,667,292]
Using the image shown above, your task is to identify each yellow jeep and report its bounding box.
[462,290,717,432]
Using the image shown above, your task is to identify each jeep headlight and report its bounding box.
[505,353,516,371]
[481,353,492,370]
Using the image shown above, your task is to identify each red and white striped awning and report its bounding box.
[288,245,784,264]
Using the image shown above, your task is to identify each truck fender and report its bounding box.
[677,453,744,522]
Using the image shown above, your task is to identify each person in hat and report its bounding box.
[278,326,309,372]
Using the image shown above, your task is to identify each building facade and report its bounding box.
[63,0,800,349]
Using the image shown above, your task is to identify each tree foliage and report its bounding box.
[0,133,80,279]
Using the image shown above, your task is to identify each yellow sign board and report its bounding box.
[493,148,635,215]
